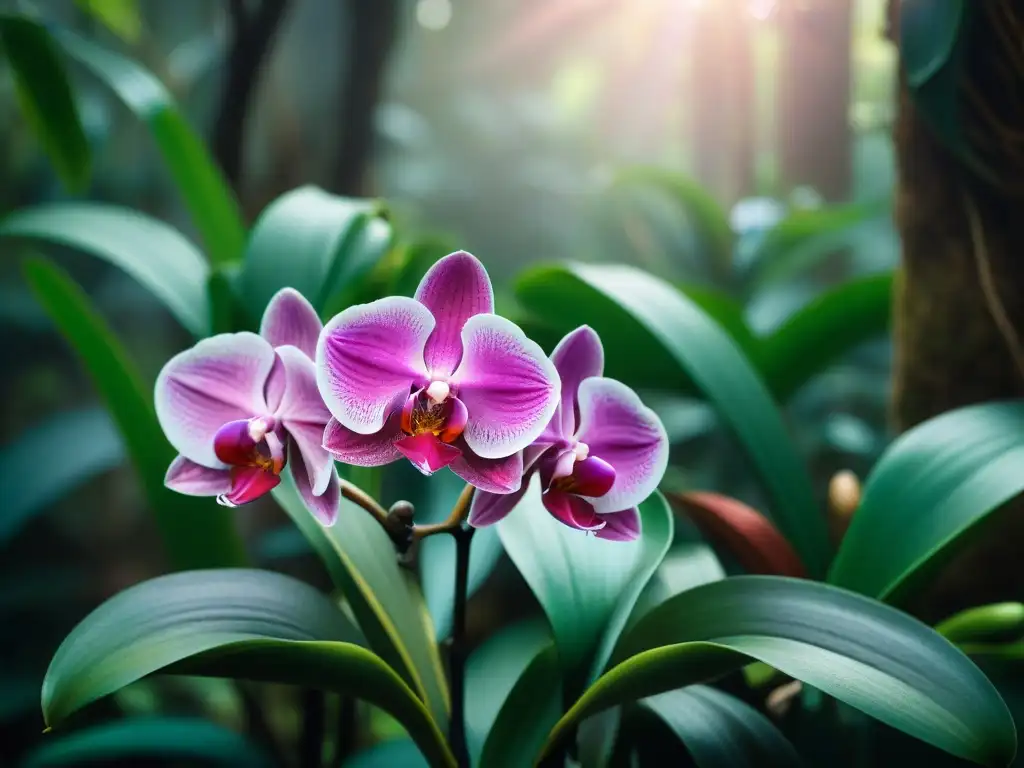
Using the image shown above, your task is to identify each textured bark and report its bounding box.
[892,1,1024,622]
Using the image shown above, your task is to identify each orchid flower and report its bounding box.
[155,288,340,525]
[468,325,668,540]
[317,251,560,494]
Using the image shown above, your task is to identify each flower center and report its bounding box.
[213,417,286,507]
[549,444,615,498]
[400,382,468,444]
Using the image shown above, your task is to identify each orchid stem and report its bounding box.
[412,483,475,540]
[340,480,389,527]
[448,522,475,768]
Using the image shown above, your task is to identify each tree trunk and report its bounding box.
[891,1,1024,621]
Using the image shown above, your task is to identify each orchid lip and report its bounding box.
[400,387,467,445]
[549,453,616,498]
[213,417,286,479]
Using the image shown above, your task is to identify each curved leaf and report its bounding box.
[669,492,806,577]
[0,15,90,191]
[272,476,450,730]
[828,402,1024,604]
[758,272,893,401]
[901,0,965,88]
[1,203,211,336]
[939,604,1024,645]
[0,407,123,545]
[541,576,1016,767]
[21,716,273,768]
[73,0,142,43]
[515,263,828,577]
[497,483,672,690]
[42,568,454,768]
[23,258,245,569]
[54,29,245,265]
[638,686,803,768]
[627,543,726,633]
[239,186,385,317]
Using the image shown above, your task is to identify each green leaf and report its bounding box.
[638,686,803,768]
[0,203,211,336]
[0,15,90,191]
[938,604,1024,645]
[0,408,123,545]
[515,263,829,577]
[54,30,245,265]
[73,0,142,43]
[343,739,429,768]
[21,716,273,768]
[43,568,455,768]
[272,476,450,731]
[23,258,245,569]
[322,214,395,315]
[239,186,384,317]
[828,402,1024,604]
[542,576,1016,767]
[497,482,672,691]
[901,0,965,87]
[627,543,726,633]
[758,272,892,401]
[677,284,761,364]
[466,619,560,768]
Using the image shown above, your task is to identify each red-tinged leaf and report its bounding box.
[669,492,807,578]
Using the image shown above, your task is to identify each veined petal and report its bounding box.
[415,251,494,376]
[574,378,669,515]
[595,507,641,542]
[468,476,530,527]
[164,456,231,496]
[542,491,605,533]
[451,314,560,459]
[451,445,524,494]
[273,346,333,494]
[260,288,322,359]
[323,416,402,467]
[396,433,462,476]
[550,325,604,436]
[316,297,432,434]
[291,449,341,526]
[155,332,274,468]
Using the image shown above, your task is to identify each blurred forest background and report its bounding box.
[0,0,900,753]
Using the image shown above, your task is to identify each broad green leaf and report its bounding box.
[0,407,122,545]
[515,263,829,577]
[678,284,761,363]
[639,686,803,768]
[542,576,1016,767]
[828,402,1024,604]
[21,716,272,768]
[54,30,245,265]
[239,186,383,317]
[758,272,892,401]
[498,481,672,691]
[23,258,245,569]
[626,543,725,633]
[343,739,429,768]
[939,604,1024,645]
[73,0,142,43]
[0,203,211,336]
[272,476,450,731]
[0,15,90,191]
[901,0,965,87]
[468,620,561,768]
[322,214,395,315]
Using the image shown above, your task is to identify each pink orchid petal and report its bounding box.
[164,456,231,496]
[542,490,606,533]
[260,288,322,359]
[323,415,403,467]
[316,297,432,435]
[224,465,281,506]
[594,507,641,542]
[468,474,531,527]
[550,325,604,436]
[291,447,341,525]
[573,455,617,497]
[450,314,560,460]
[395,433,462,475]
[450,445,524,494]
[574,378,669,515]
[264,355,287,414]
[155,332,274,468]
[414,251,494,376]
[273,346,333,495]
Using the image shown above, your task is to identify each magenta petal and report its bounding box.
[415,251,494,376]
[323,416,402,467]
[273,346,333,495]
[224,465,281,506]
[451,314,560,459]
[550,326,604,436]
[451,446,524,494]
[155,332,275,468]
[395,433,462,476]
[574,378,669,515]
[542,490,606,533]
[468,477,530,527]
[594,507,641,542]
[164,456,231,496]
[572,455,616,497]
[260,288,322,359]
[291,448,341,526]
[316,297,432,434]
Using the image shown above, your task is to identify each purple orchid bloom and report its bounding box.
[155,288,340,525]
[468,325,668,540]
[317,251,560,494]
